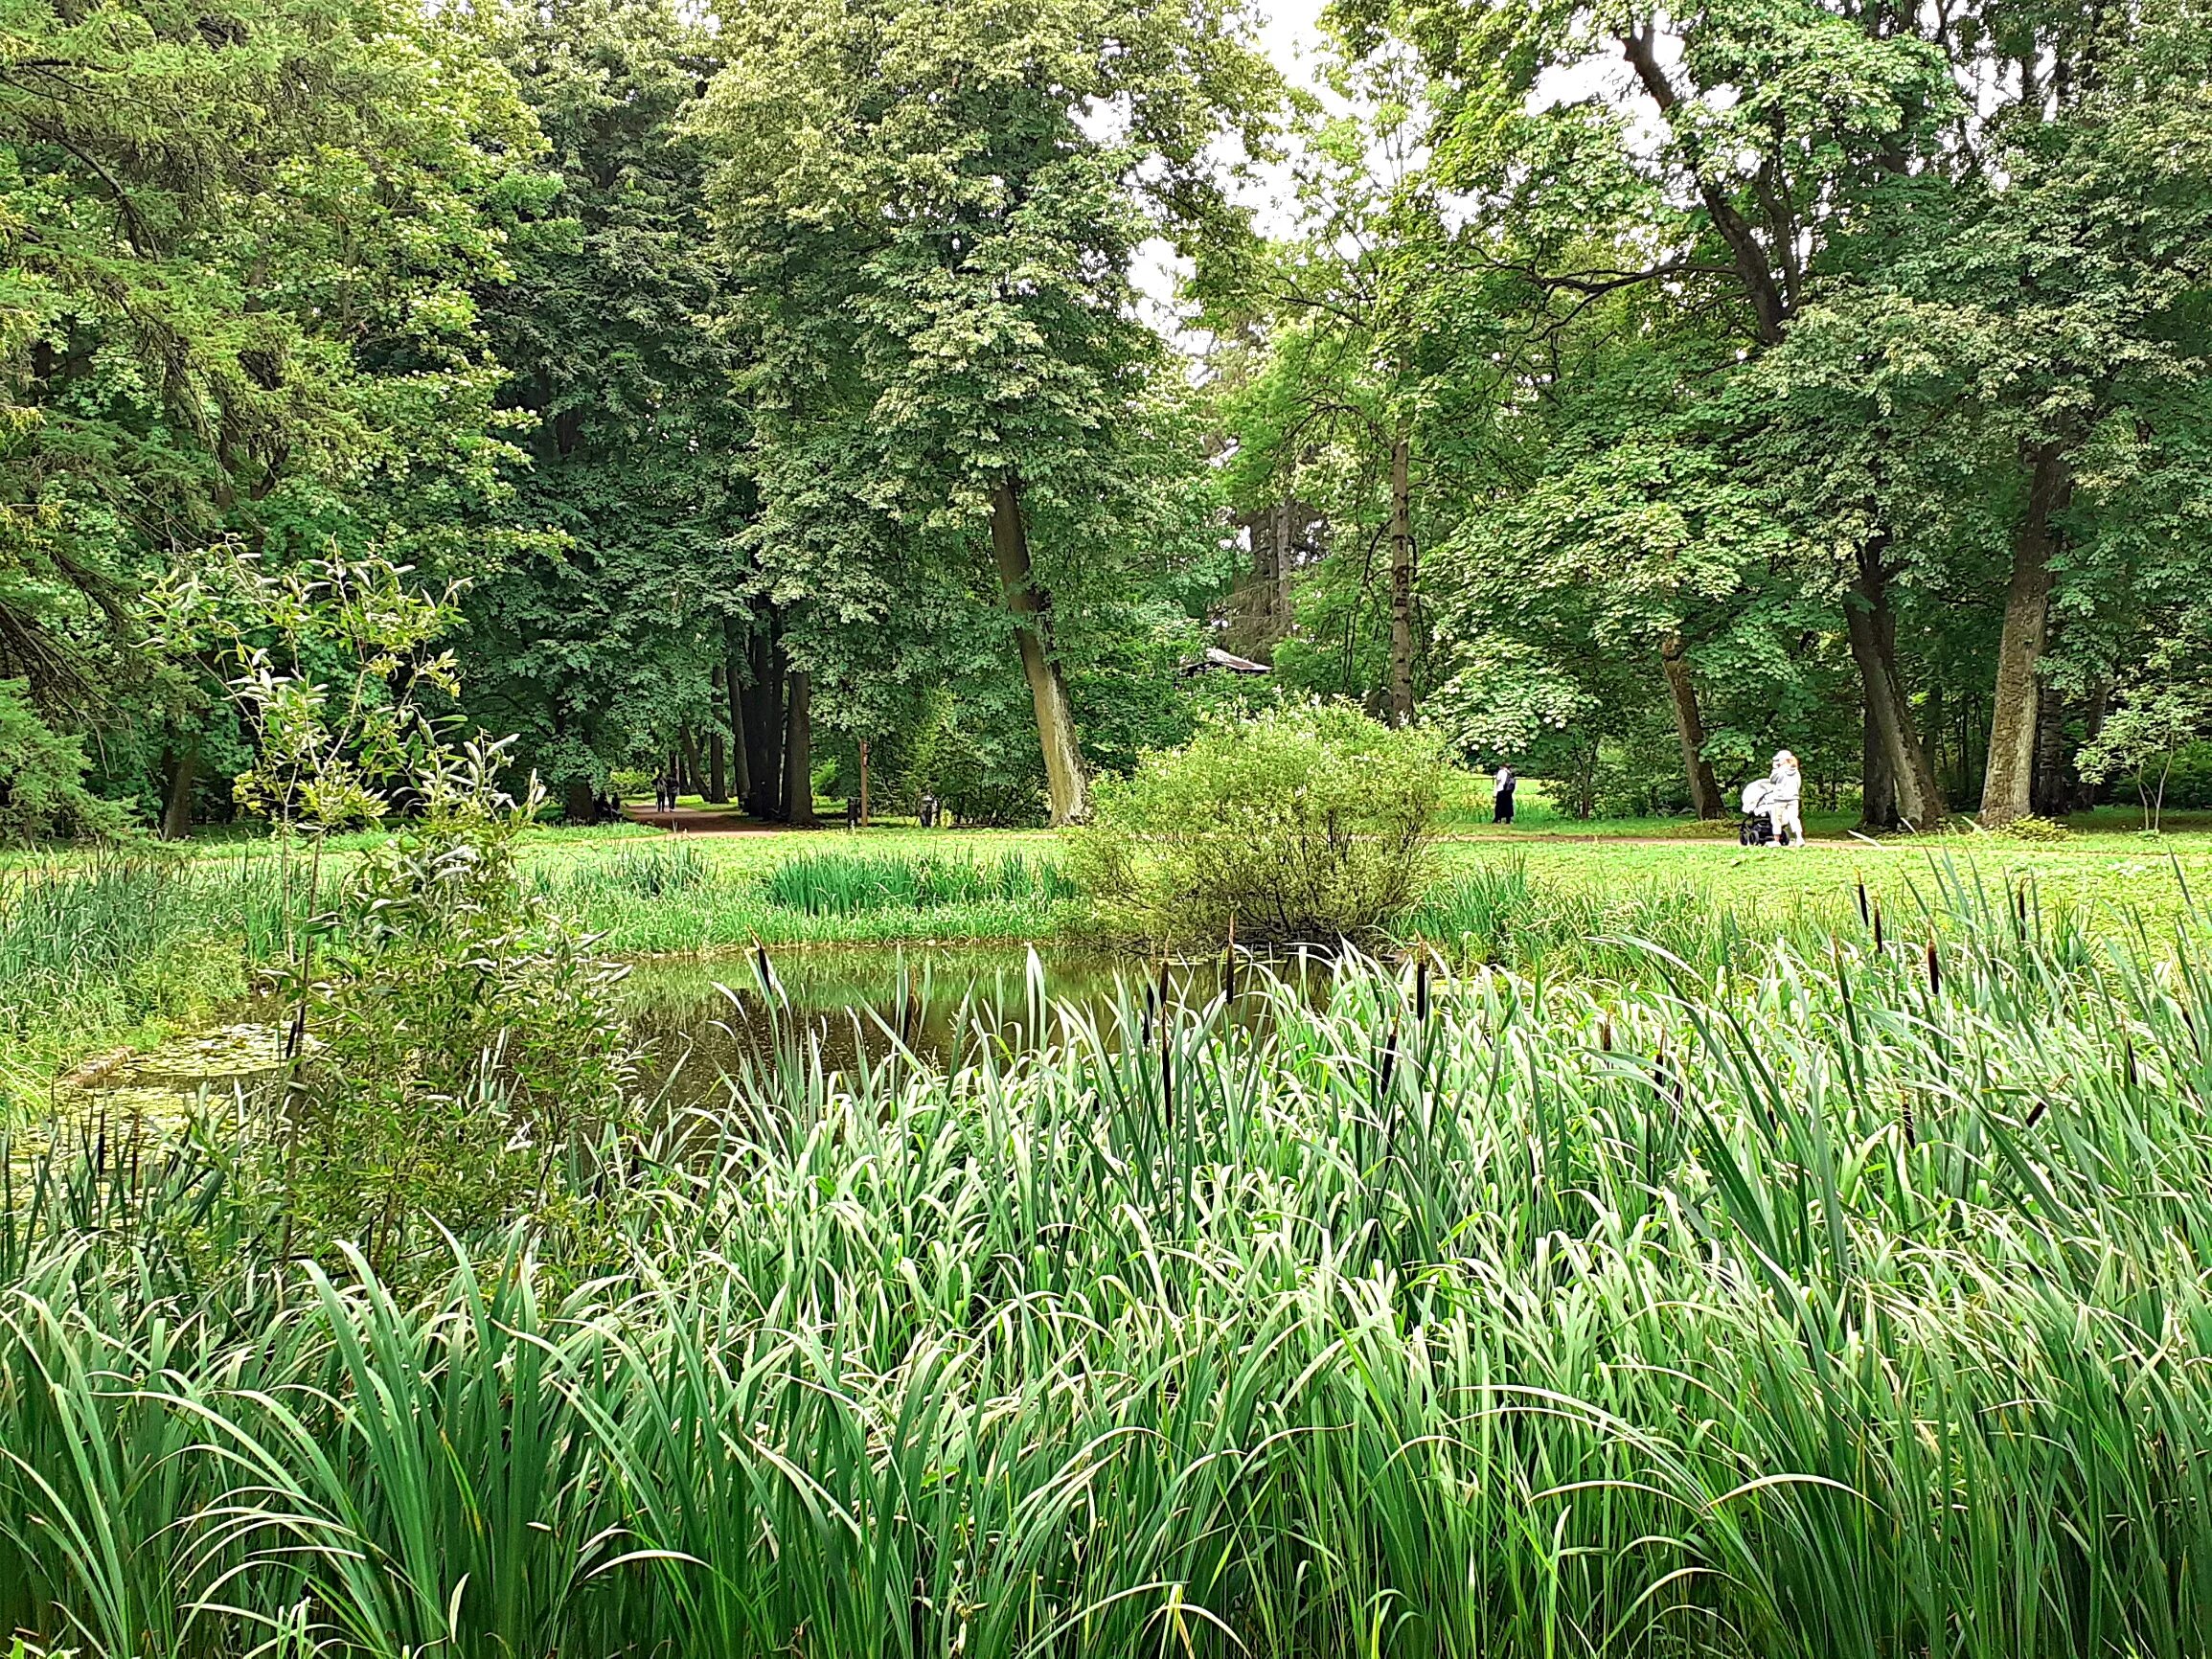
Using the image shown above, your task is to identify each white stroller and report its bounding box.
[1737,778,1776,846]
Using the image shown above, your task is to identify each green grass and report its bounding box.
[521,831,1070,952]
[759,848,1077,915]
[6,880,2212,1653]
[0,852,309,1108]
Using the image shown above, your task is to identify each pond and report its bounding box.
[623,943,1336,1104]
[45,944,1344,1125]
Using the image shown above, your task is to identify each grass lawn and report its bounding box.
[7,789,2209,1107]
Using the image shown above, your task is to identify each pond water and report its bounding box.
[47,945,1342,1125]
[623,943,1334,1104]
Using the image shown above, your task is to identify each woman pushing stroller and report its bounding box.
[1764,750,1804,847]
[1737,750,1804,847]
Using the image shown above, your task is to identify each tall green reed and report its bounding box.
[3,876,2211,1657]
[760,849,1077,916]
[0,852,304,1075]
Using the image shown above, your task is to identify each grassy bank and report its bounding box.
[7,889,2212,1653]
[0,851,310,1108]
[8,820,2211,1106]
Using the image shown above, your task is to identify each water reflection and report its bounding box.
[622,944,1335,1104]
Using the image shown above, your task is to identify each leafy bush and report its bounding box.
[1986,812,2072,843]
[762,850,1075,915]
[1066,704,1448,947]
[259,759,633,1280]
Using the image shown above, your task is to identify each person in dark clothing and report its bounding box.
[1493,763,1516,825]
[846,796,862,830]
[919,791,937,829]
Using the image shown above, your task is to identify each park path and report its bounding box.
[620,804,812,833]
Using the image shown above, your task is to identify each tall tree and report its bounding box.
[696,0,1275,824]
[466,0,758,818]
[0,0,539,830]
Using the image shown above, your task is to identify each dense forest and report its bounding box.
[4,0,2209,835]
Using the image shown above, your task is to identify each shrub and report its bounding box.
[1986,812,2072,843]
[1066,704,1448,947]
[249,761,632,1280]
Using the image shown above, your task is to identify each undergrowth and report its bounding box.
[5,877,2212,1655]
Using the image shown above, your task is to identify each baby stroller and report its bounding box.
[1737,778,1775,846]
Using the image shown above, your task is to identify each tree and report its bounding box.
[465,0,756,820]
[696,0,1275,824]
[0,0,541,831]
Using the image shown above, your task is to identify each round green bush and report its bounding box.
[1065,704,1448,947]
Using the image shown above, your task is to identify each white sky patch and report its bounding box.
[1130,0,1333,344]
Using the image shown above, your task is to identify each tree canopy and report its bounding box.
[3,0,2208,834]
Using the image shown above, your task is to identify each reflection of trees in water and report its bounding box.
[622,946,1339,1106]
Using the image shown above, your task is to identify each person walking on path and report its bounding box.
[1766,750,1805,847]
[1493,763,1516,826]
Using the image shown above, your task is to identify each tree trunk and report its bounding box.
[858,737,871,827]
[2031,679,2074,819]
[158,742,197,841]
[1844,544,1947,830]
[1268,502,1292,640]
[562,775,599,826]
[734,619,761,813]
[782,669,815,826]
[679,725,703,800]
[1859,703,1897,830]
[745,623,785,820]
[990,476,1088,825]
[1657,634,1723,818]
[1981,443,2071,827]
[706,666,730,803]
[1386,432,1416,727]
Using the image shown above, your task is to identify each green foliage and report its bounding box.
[1984,812,2073,844]
[0,681,125,843]
[7,888,2212,1654]
[0,852,299,1102]
[259,761,631,1278]
[761,850,1074,916]
[535,837,713,903]
[1405,857,1819,978]
[1067,704,1447,946]
[0,0,542,820]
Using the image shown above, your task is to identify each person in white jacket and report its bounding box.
[1766,750,1804,847]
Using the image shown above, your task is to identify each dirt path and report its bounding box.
[620,804,826,834]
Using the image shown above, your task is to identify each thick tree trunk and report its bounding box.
[679,726,703,800]
[1981,443,2071,827]
[562,775,599,826]
[1860,706,1897,830]
[158,742,197,841]
[990,476,1088,825]
[782,670,815,826]
[1657,635,1723,818]
[745,623,785,819]
[1845,544,1947,830]
[706,665,730,803]
[722,625,752,809]
[2031,679,2074,819]
[1386,432,1416,727]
